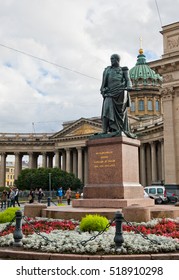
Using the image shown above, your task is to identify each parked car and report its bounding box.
[144,190,149,198]
[166,192,179,203]
[144,185,168,204]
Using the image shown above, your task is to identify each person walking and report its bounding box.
[1,189,7,209]
[9,187,16,207]
[14,187,20,207]
[75,191,80,199]
[65,188,72,205]
[56,186,63,204]
[28,189,35,203]
[37,188,44,203]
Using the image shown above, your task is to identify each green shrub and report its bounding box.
[0,207,20,223]
[57,203,66,206]
[80,214,109,232]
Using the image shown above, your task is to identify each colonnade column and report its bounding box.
[28,152,38,169]
[84,148,88,185]
[161,88,176,184]
[151,141,157,183]
[77,147,83,181]
[28,152,34,169]
[157,142,162,182]
[161,140,165,183]
[139,144,146,187]
[59,152,62,169]
[0,153,7,187]
[14,152,22,180]
[72,149,77,176]
[146,144,152,185]
[42,152,47,168]
[66,148,71,173]
[54,150,60,168]
[61,150,66,171]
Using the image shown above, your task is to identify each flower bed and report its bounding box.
[0,217,179,255]
[123,219,179,239]
[0,219,78,236]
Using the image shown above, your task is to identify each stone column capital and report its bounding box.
[0,152,7,157]
[77,146,84,152]
[161,86,174,101]
[14,152,23,158]
[158,138,164,144]
[149,141,156,146]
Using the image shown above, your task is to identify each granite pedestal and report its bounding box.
[73,136,154,208]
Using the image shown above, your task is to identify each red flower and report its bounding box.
[121,218,179,240]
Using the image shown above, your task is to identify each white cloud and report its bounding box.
[0,0,178,133]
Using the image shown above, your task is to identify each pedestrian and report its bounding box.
[56,186,63,204]
[7,189,11,207]
[14,187,20,207]
[37,188,44,203]
[9,187,16,207]
[75,191,80,199]
[65,188,72,205]
[1,189,7,209]
[28,189,35,203]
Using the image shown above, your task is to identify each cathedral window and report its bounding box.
[131,101,135,112]
[138,99,144,111]
[148,100,153,111]
[156,100,159,111]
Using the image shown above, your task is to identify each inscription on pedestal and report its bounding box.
[88,140,123,184]
[94,151,116,168]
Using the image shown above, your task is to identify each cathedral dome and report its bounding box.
[129,49,162,87]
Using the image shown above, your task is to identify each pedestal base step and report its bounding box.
[123,204,179,222]
[42,206,118,220]
[72,198,154,208]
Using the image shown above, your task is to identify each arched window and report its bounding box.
[156,100,159,111]
[138,99,144,111]
[131,101,135,112]
[148,100,153,111]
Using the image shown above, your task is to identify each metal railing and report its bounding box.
[0,210,161,252]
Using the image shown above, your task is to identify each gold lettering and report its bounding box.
[94,160,104,164]
[96,151,113,155]
[93,150,116,168]
[100,156,109,159]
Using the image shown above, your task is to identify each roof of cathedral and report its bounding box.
[129,48,162,87]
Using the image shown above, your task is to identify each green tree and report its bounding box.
[14,167,83,191]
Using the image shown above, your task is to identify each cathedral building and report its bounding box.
[128,46,163,188]
[0,21,179,195]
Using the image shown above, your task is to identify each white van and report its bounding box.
[144,185,167,204]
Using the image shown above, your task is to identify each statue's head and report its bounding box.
[110,54,120,66]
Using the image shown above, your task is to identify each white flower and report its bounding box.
[0,217,179,255]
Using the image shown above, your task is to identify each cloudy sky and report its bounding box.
[0,0,178,134]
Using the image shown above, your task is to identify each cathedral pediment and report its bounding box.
[67,123,101,136]
[51,117,102,139]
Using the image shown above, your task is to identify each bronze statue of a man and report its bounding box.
[100,54,133,137]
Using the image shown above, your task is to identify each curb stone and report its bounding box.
[0,248,179,260]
